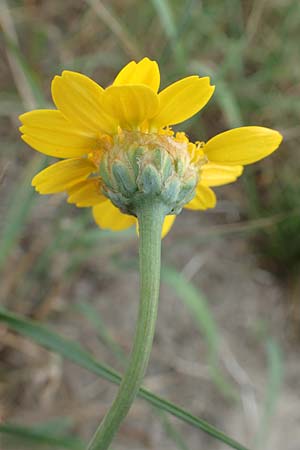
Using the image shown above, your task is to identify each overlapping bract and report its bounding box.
[19,57,282,236]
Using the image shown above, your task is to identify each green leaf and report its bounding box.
[0,307,249,450]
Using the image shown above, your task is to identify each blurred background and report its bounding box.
[1,0,300,449]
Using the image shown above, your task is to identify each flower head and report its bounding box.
[19,58,282,236]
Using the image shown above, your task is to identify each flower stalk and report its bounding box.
[87,199,167,450]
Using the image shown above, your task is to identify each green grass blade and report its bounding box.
[0,423,83,449]
[151,0,186,67]
[162,266,237,399]
[151,0,177,43]
[76,302,127,365]
[189,60,244,128]
[32,416,75,434]
[0,154,46,270]
[156,409,191,450]
[76,301,127,364]
[3,35,45,108]
[254,338,283,449]
[0,307,249,450]
[0,2,47,270]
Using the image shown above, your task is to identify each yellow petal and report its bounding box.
[161,215,176,238]
[150,76,215,129]
[67,179,106,207]
[102,85,159,130]
[32,158,96,194]
[184,183,216,210]
[51,71,117,135]
[204,126,282,165]
[113,57,160,92]
[201,163,243,186]
[92,200,136,231]
[19,110,99,158]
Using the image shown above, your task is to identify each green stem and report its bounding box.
[86,199,166,450]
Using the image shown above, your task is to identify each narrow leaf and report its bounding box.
[0,307,249,450]
[0,423,83,449]
[77,300,191,450]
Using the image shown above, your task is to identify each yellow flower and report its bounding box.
[19,58,282,237]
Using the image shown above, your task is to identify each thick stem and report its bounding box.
[86,199,166,450]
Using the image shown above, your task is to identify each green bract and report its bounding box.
[100,131,199,216]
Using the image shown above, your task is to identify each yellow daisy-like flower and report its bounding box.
[19,58,282,237]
